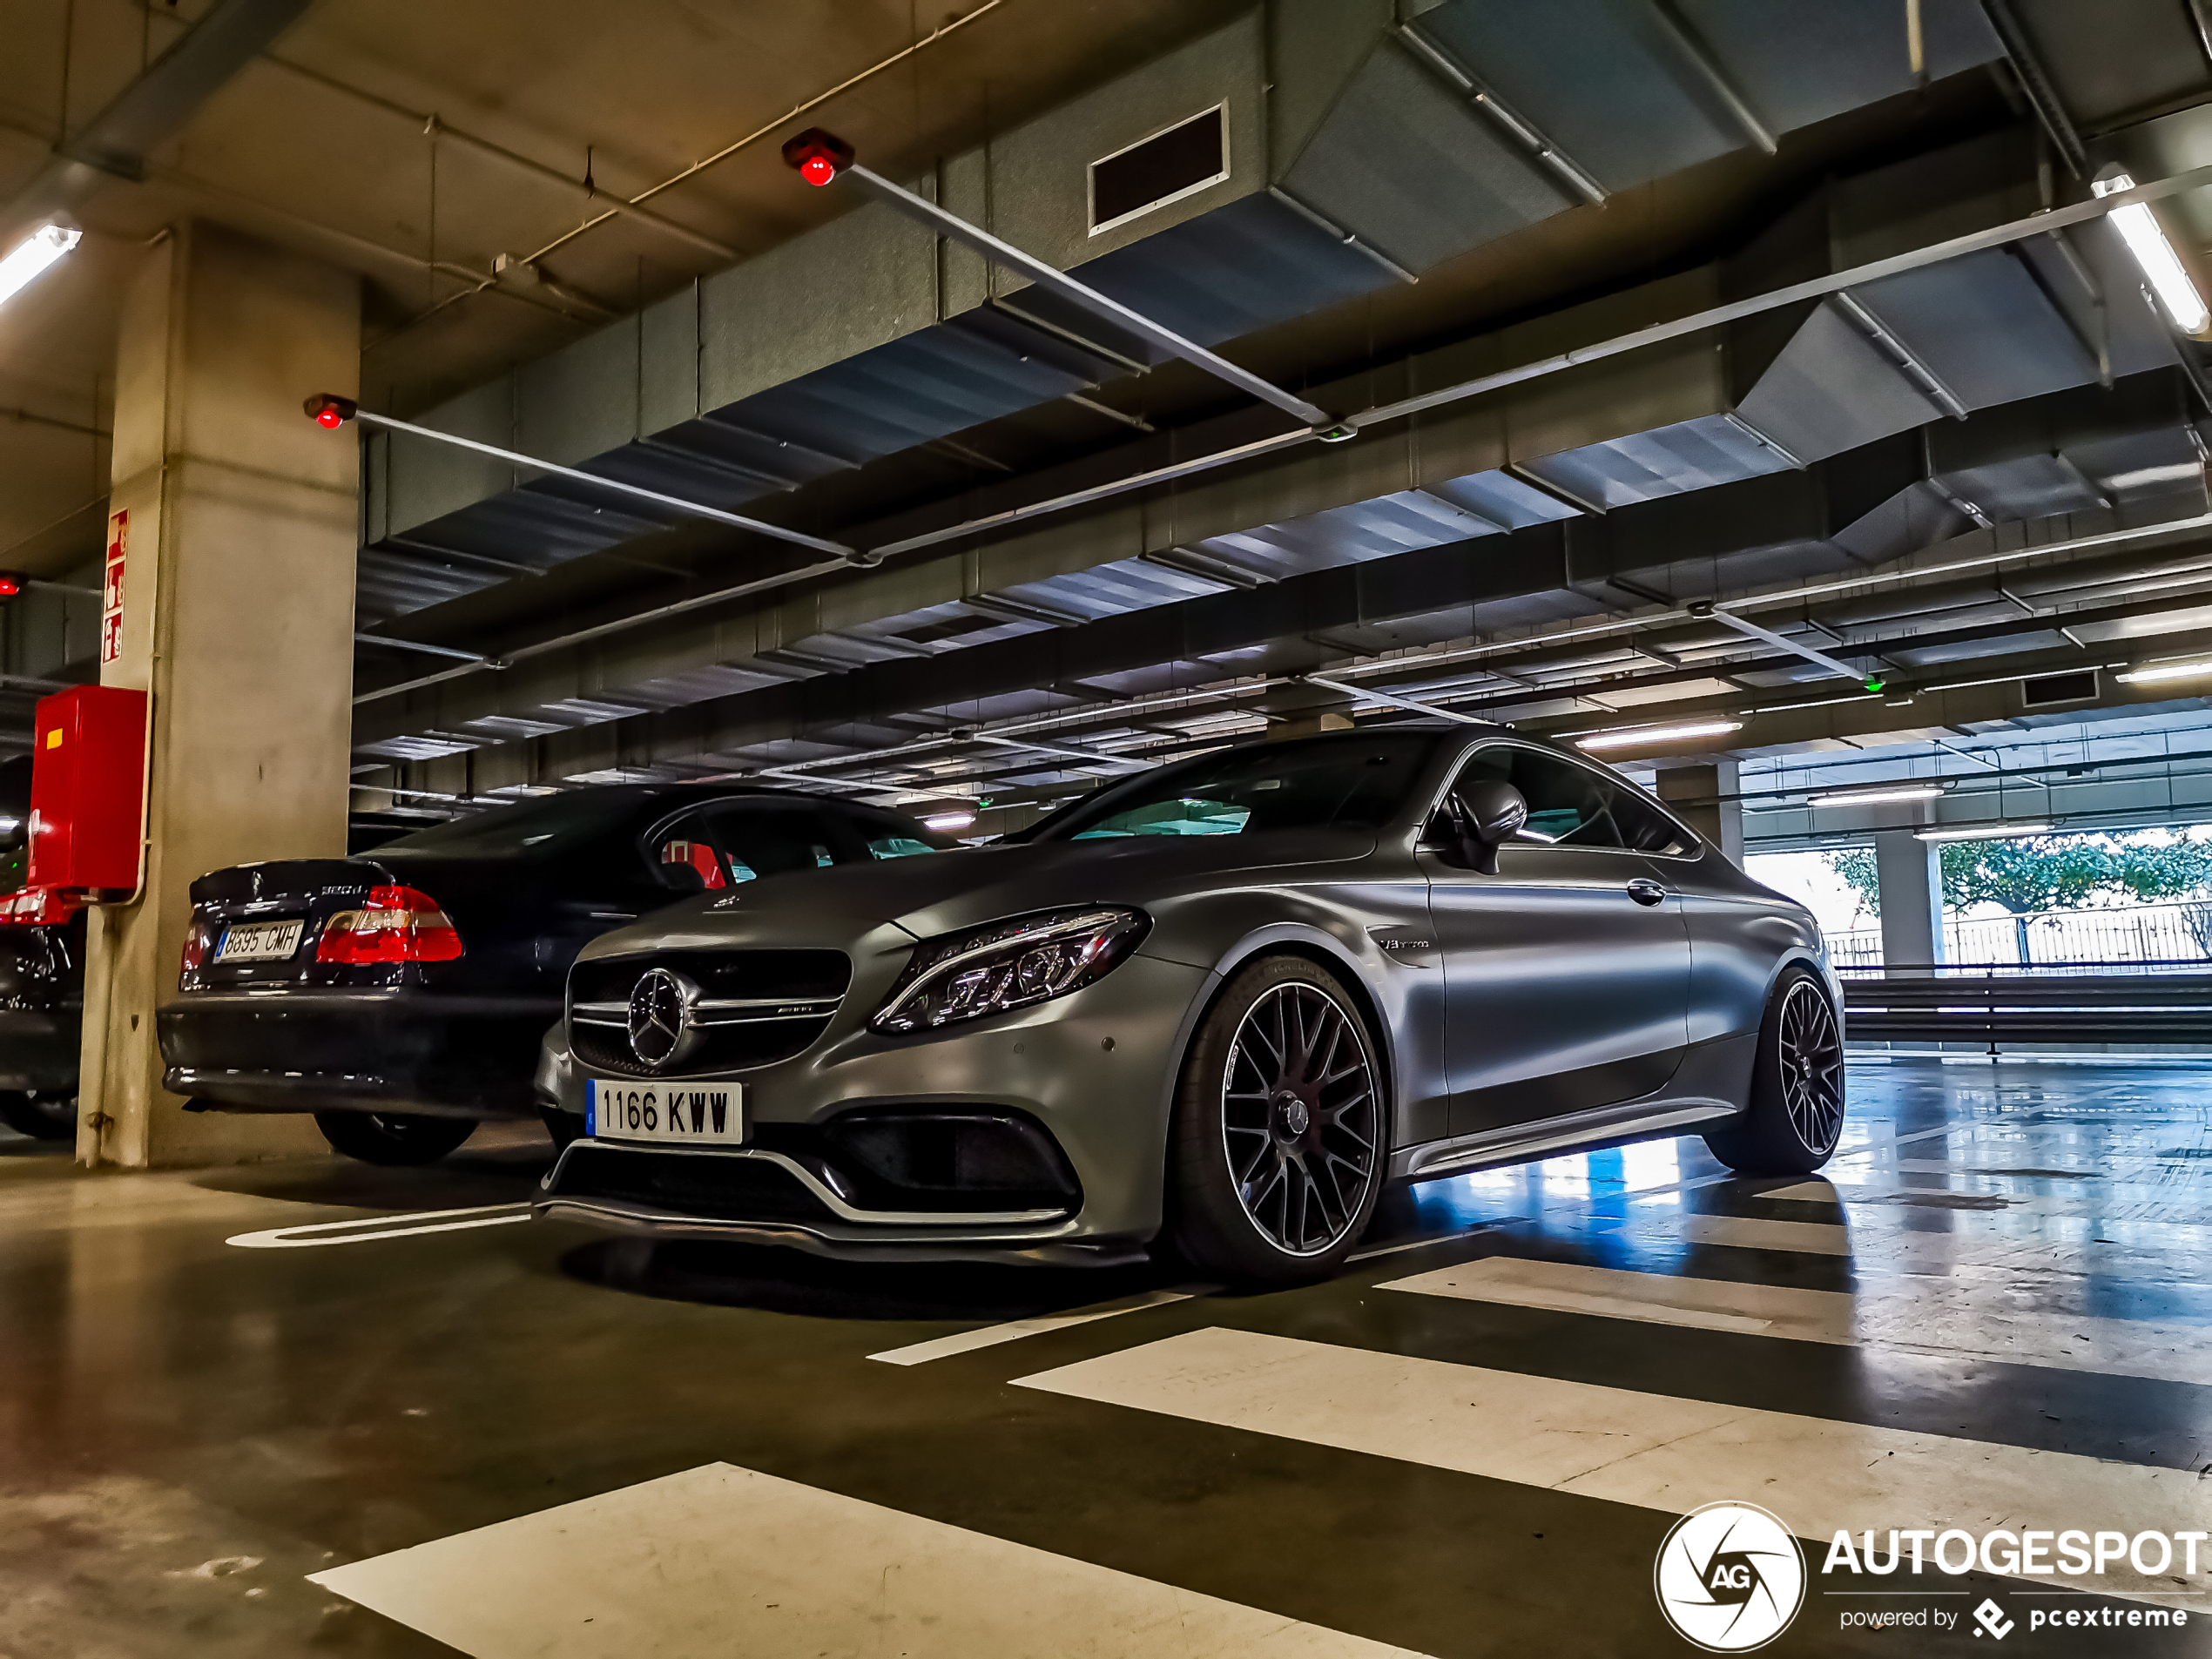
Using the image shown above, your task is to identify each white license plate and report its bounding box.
[216,920,305,963]
[586,1079,745,1144]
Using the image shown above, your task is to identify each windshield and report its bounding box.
[377,791,631,857]
[1028,734,1441,841]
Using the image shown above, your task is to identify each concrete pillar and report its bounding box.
[1873,827,1945,974]
[78,223,360,1169]
[1654,761,1743,865]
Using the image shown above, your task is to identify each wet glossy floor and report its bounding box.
[2,1059,2208,1656]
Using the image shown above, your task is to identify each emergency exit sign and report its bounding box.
[100,509,125,665]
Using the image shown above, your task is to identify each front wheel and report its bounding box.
[0,1090,76,1141]
[1703,969,1845,1176]
[314,1110,477,1166]
[1168,955,1386,1284]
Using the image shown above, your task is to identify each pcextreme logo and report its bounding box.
[1655,1501,1808,1652]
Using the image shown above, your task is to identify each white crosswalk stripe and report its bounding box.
[313,1462,1432,1659]
[1378,1256,2212,1385]
[1014,1327,2205,1607]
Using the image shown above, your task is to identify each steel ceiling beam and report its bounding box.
[1300,672,1490,725]
[2,0,316,243]
[1691,605,1879,688]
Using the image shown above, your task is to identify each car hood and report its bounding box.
[577,829,1378,961]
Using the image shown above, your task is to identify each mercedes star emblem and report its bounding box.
[627,967,698,1069]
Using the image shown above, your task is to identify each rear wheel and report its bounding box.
[0,1090,76,1141]
[314,1110,476,1166]
[1169,955,1386,1284]
[1703,969,1845,1176]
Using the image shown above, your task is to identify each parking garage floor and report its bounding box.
[3,1060,2207,1658]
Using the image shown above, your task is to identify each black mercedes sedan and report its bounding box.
[158,785,957,1163]
[533,727,1844,1281]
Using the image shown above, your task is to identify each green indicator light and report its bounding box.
[1864,678,1886,693]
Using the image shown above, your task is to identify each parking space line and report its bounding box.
[1379,1257,2212,1385]
[312,1460,1428,1658]
[1013,1327,2204,1606]
[226,1203,533,1249]
[1765,1179,2212,1226]
[867,1285,1208,1366]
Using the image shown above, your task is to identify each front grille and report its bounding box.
[550,1143,833,1224]
[570,948,852,1078]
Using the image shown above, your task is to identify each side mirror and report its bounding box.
[1454,780,1527,875]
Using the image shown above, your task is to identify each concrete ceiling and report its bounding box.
[9,0,2212,826]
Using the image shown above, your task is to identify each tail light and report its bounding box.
[315,886,463,965]
[179,921,209,976]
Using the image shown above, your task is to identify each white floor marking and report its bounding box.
[867,1286,1207,1366]
[1014,1329,2202,1605]
[311,1461,1431,1658]
[1380,1257,2212,1386]
[1764,1179,2212,1226]
[225,1203,532,1249]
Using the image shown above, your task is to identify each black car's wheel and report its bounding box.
[0,1090,76,1141]
[1169,954,1386,1284]
[1703,969,1845,1176]
[314,1110,477,1166]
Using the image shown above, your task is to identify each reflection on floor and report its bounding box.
[1,1060,2207,1656]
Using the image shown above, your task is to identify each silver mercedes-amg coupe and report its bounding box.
[532,725,1844,1282]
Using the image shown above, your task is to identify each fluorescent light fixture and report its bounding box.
[1573,719,1743,752]
[0,224,81,309]
[1914,821,2053,843]
[1807,784,1945,806]
[2115,658,2212,685]
[922,811,976,833]
[2094,172,2209,335]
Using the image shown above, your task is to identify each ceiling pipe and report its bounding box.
[335,407,853,556]
[1648,2,1777,155]
[1393,24,1608,206]
[1300,672,1491,725]
[1689,604,1881,689]
[259,56,738,261]
[812,148,1339,433]
[1977,0,2087,175]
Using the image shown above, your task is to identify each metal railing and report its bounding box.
[1830,900,2212,974]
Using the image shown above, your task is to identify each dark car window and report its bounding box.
[378,791,628,857]
[649,819,732,890]
[1028,734,1441,841]
[1445,746,1691,855]
[705,802,858,880]
[845,807,961,860]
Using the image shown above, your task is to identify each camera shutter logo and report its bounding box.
[1654,1501,1806,1652]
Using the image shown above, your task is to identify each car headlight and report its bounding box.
[871,907,1150,1035]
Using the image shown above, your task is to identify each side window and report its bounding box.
[849,807,956,860]
[648,813,732,892]
[707,803,849,880]
[1434,746,1690,856]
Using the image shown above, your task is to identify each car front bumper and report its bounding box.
[159,989,561,1119]
[533,951,1212,1260]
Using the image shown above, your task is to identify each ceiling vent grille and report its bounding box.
[2020,669,2099,708]
[1089,104,1227,235]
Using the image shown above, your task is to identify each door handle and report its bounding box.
[1626,878,1667,907]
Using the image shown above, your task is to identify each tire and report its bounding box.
[0,1090,76,1141]
[314,1110,477,1166]
[1168,954,1386,1284]
[540,1104,582,1150]
[1703,968,1846,1176]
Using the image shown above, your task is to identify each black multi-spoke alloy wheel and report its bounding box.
[314,1109,477,1166]
[0,1090,76,1141]
[1703,968,1845,1176]
[1170,954,1385,1283]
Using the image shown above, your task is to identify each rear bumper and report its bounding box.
[158,989,559,1118]
[0,1008,80,1094]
